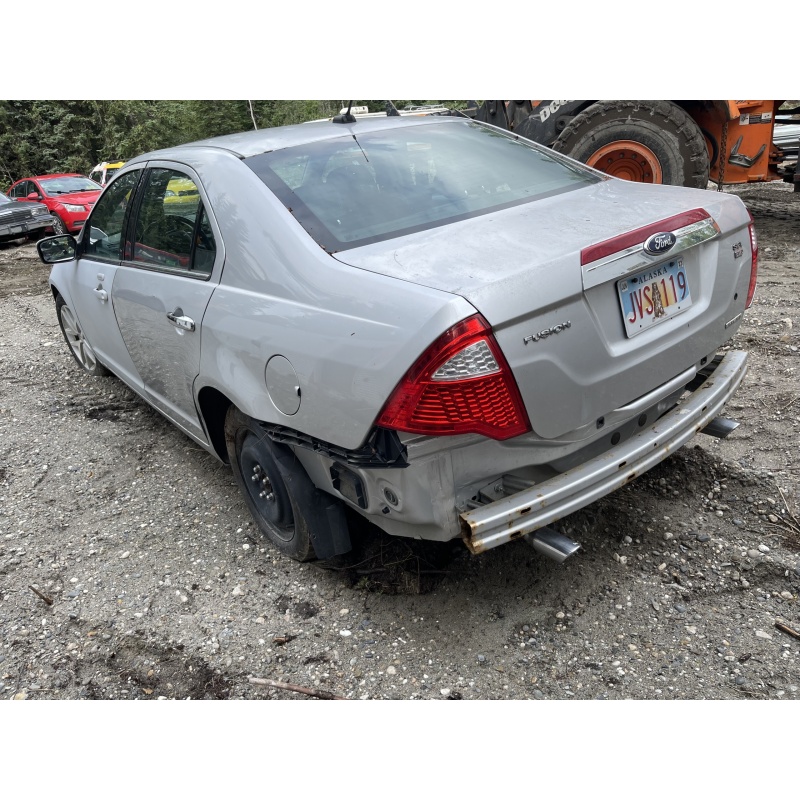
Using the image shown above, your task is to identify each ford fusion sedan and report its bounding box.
[8,173,101,235]
[36,113,756,564]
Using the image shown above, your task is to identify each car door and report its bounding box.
[24,179,44,204]
[67,168,146,389]
[111,164,221,443]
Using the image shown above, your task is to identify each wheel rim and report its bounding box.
[239,433,294,540]
[60,305,98,371]
[585,140,663,183]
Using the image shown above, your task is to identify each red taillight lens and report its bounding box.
[376,315,531,440]
[746,215,758,308]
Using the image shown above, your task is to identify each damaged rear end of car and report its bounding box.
[228,115,757,561]
[328,162,756,558]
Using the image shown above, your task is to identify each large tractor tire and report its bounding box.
[552,100,709,188]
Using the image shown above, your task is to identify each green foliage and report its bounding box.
[0,100,468,188]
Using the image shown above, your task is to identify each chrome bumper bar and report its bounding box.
[460,350,748,554]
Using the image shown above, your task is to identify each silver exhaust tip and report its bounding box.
[525,526,582,563]
[701,416,740,439]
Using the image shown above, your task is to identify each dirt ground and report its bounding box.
[1,180,798,701]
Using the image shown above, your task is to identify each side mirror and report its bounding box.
[26,191,41,201]
[37,234,77,264]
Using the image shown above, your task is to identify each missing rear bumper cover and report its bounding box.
[260,424,408,469]
[460,350,748,554]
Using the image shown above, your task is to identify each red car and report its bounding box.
[7,173,102,235]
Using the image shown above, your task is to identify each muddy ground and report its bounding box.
[1,180,798,701]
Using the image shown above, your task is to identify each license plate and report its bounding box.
[617,258,692,338]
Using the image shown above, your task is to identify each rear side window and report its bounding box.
[131,168,215,275]
[84,170,141,262]
[247,119,597,251]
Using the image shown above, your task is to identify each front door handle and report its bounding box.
[166,308,195,332]
[93,287,108,302]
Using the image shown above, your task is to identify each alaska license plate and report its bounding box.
[617,258,692,338]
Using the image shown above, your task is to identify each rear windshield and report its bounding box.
[246,120,598,251]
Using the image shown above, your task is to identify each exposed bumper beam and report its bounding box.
[461,350,748,554]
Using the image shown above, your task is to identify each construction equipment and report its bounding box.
[472,100,799,190]
[89,160,126,186]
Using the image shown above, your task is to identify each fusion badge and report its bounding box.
[523,321,572,345]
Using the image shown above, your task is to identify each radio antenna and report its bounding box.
[332,102,356,124]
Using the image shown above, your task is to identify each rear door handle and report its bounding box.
[166,308,195,332]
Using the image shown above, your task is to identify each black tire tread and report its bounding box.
[224,405,317,562]
[552,100,709,189]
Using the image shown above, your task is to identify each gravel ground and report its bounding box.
[1,180,799,702]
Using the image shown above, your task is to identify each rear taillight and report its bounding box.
[746,214,758,308]
[376,315,531,440]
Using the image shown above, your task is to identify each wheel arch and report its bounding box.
[197,386,233,463]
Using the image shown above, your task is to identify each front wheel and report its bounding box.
[552,100,709,188]
[50,215,67,235]
[55,295,109,376]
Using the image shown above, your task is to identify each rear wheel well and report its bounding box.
[197,387,232,463]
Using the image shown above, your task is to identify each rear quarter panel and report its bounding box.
[188,151,475,451]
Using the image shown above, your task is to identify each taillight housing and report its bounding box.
[376,314,531,440]
[746,213,758,308]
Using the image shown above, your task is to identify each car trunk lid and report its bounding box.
[334,179,754,439]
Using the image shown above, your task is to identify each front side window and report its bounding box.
[83,170,141,261]
[132,168,215,275]
[247,119,598,251]
[11,181,31,198]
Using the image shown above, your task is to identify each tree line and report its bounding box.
[0,100,461,187]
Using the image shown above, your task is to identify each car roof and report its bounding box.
[17,173,91,182]
[127,115,463,163]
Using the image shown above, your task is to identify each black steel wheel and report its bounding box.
[552,100,709,188]
[224,406,317,561]
[55,295,109,377]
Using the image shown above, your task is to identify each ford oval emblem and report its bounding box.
[643,232,677,255]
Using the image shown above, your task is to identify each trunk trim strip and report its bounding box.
[580,208,711,266]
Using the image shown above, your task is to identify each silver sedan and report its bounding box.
[37,114,756,563]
